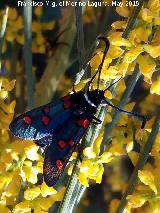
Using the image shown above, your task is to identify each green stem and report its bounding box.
[0,7,8,70]
[23,0,34,108]
[58,107,106,213]
[101,67,140,151]
[116,114,160,213]
[58,1,145,212]
[122,0,144,38]
[57,158,81,213]
[75,0,85,70]
[102,0,145,147]
[35,9,76,106]
[112,0,144,65]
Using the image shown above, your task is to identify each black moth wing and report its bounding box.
[9,95,74,140]
[43,115,91,186]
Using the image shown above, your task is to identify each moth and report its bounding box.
[9,36,147,186]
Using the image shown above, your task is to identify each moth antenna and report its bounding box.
[88,36,110,90]
[97,36,110,91]
[104,99,149,129]
[104,76,122,92]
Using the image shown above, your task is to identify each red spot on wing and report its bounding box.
[68,140,75,147]
[63,101,72,109]
[23,116,32,125]
[58,140,66,149]
[41,115,50,125]
[43,106,50,113]
[62,95,71,101]
[77,118,90,129]
[56,160,63,170]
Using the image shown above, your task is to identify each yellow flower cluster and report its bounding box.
[74,135,114,187]
[126,156,160,212]
[74,0,160,210]
[32,7,55,54]
[89,0,160,94]
[0,78,65,212]
[1,7,55,54]
[109,150,160,213]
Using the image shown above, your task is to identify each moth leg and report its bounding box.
[72,84,76,93]
[92,116,102,124]
[77,112,102,124]
[77,143,83,162]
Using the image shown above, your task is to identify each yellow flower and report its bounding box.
[5,171,21,197]
[8,8,18,20]
[123,46,143,63]
[127,195,147,208]
[144,44,160,58]
[115,79,126,96]
[41,182,57,197]
[83,147,96,158]
[147,0,160,13]
[0,204,11,213]
[137,55,156,81]
[117,61,129,76]
[78,133,115,186]
[116,0,132,17]
[151,132,160,156]
[150,77,160,95]
[111,21,127,30]
[104,113,112,124]
[100,152,113,163]
[129,26,152,44]
[109,137,125,156]
[108,31,132,47]
[93,134,103,156]
[69,152,78,161]
[73,79,90,92]
[140,8,154,23]
[96,165,104,183]
[90,51,112,71]
[24,187,41,200]
[40,187,65,210]
[102,66,119,81]
[68,165,74,176]
[126,141,134,153]
[13,201,30,213]
[21,165,38,184]
[108,45,124,59]
[34,6,43,17]
[24,145,40,161]
[52,187,66,201]
[149,199,160,213]
[0,100,16,114]
[138,170,157,194]
[78,172,89,187]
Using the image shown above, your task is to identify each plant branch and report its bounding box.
[58,107,107,213]
[112,0,144,65]
[0,7,8,71]
[35,8,76,105]
[102,0,145,147]
[122,0,144,38]
[75,1,85,70]
[58,1,145,212]
[101,67,140,151]
[23,0,34,108]
[116,114,160,213]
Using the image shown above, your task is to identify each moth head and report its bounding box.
[87,89,105,106]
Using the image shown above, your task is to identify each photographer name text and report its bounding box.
[17,1,139,7]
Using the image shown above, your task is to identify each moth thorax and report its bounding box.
[86,90,104,106]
